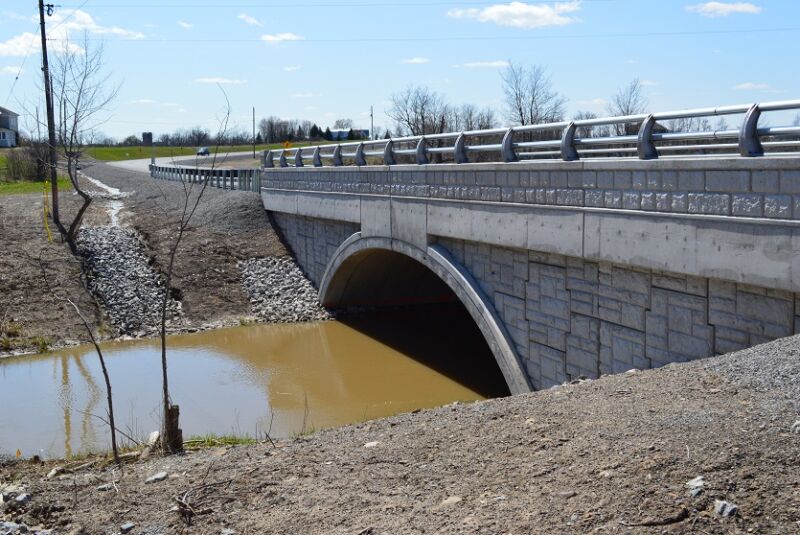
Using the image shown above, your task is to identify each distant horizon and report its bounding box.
[1,0,798,139]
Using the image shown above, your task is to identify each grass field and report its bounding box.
[85,142,316,162]
[0,177,73,196]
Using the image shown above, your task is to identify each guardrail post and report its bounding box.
[264,150,274,168]
[501,128,517,162]
[261,151,267,168]
[313,146,322,167]
[279,150,288,168]
[739,103,764,157]
[294,149,304,168]
[415,137,428,165]
[355,143,367,166]
[637,114,658,160]
[454,133,468,164]
[332,145,343,166]
[383,140,395,165]
[560,122,579,161]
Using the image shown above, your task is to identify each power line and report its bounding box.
[60,0,618,7]
[47,26,800,44]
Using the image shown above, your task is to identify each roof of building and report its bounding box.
[0,106,20,117]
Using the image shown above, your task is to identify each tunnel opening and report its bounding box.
[323,248,511,398]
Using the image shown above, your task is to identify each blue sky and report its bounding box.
[1,0,798,139]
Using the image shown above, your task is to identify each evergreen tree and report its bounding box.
[296,125,305,140]
[384,130,392,139]
[309,124,319,139]
[323,127,333,141]
[346,128,357,141]
[255,132,263,144]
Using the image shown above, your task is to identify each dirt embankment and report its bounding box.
[0,160,289,356]
[2,335,799,534]
[0,190,102,354]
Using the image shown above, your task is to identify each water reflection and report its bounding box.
[0,307,507,459]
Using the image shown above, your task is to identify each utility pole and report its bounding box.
[252,106,256,158]
[370,105,374,140]
[38,0,59,225]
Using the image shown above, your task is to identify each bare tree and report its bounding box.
[51,36,119,246]
[607,78,648,134]
[450,103,497,131]
[573,110,601,139]
[387,85,451,136]
[793,113,800,127]
[500,62,565,127]
[333,118,354,130]
[158,90,232,453]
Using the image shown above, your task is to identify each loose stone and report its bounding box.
[145,472,168,484]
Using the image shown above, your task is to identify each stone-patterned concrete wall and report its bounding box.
[271,213,359,286]
[436,237,800,390]
[262,159,800,220]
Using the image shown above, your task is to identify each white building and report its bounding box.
[0,106,19,148]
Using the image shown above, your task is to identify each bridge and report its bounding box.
[153,100,800,394]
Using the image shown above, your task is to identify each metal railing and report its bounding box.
[150,165,262,192]
[263,100,800,168]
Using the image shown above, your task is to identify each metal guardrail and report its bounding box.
[150,165,262,192]
[263,100,800,168]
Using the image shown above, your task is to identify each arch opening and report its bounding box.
[319,236,532,396]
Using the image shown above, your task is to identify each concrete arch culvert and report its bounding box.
[318,233,533,395]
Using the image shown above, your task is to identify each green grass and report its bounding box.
[85,142,318,162]
[0,177,73,196]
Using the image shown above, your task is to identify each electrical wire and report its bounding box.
[46,26,800,44]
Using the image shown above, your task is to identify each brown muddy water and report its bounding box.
[0,306,509,459]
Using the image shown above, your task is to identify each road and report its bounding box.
[107,150,258,173]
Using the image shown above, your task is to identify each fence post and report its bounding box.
[637,114,658,160]
[560,122,579,161]
[383,140,395,165]
[739,103,764,157]
[415,137,428,165]
[501,128,518,162]
[454,133,468,164]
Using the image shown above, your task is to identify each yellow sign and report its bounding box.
[282,141,292,149]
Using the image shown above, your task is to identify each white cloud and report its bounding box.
[291,92,320,98]
[0,33,38,57]
[734,82,770,90]
[130,98,157,104]
[447,1,581,29]
[194,77,247,85]
[455,60,509,68]
[640,79,658,86]
[686,2,761,17]
[178,20,193,29]
[47,9,144,39]
[401,57,430,64]
[283,65,302,72]
[0,65,21,75]
[261,33,304,42]
[238,13,262,26]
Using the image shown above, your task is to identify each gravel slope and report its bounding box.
[2,336,799,534]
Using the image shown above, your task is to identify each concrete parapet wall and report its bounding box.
[262,157,800,219]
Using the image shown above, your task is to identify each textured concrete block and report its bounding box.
[661,171,678,191]
[640,191,655,210]
[597,171,615,189]
[613,171,632,189]
[764,195,791,219]
[688,193,730,215]
[585,189,604,207]
[731,194,764,217]
[622,191,641,210]
[779,170,800,194]
[671,192,688,212]
[677,171,704,191]
[656,193,671,212]
[605,190,622,208]
[752,170,779,193]
[632,172,647,190]
[706,170,749,192]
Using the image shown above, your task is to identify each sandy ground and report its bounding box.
[2,335,799,533]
